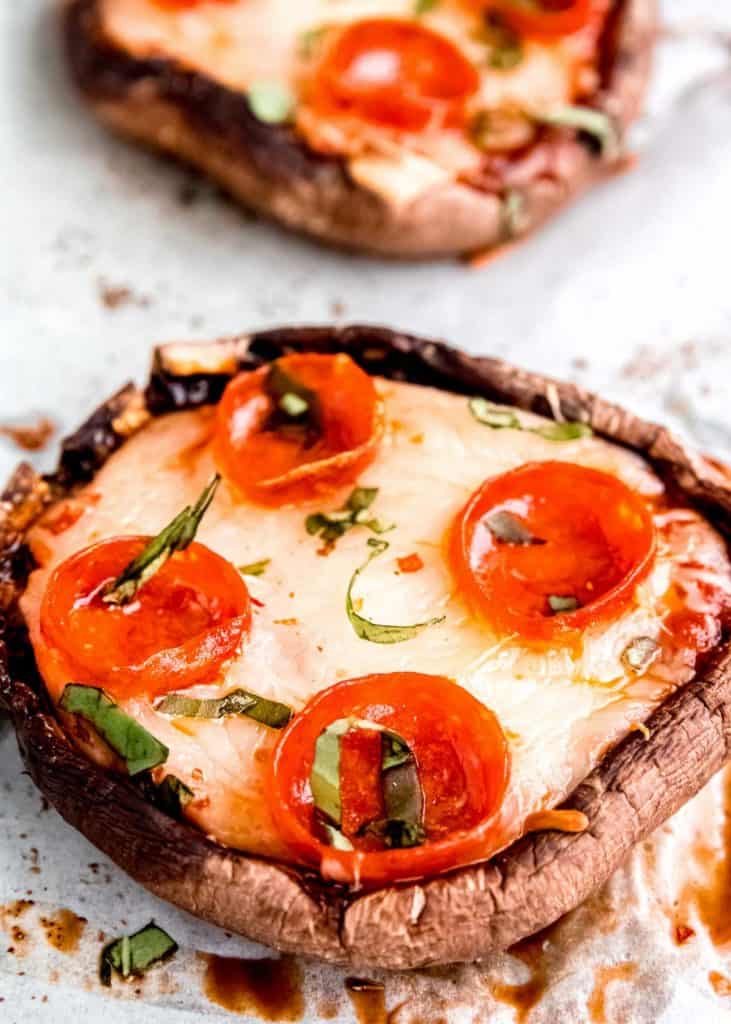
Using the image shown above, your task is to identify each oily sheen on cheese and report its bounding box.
[22,379,731,868]
[98,0,598,202]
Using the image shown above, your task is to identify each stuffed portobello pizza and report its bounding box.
[2,326,730,969]
[65,0,656,257]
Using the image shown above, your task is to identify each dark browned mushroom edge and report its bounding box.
[62,0,657,258]
[2,325,730,970]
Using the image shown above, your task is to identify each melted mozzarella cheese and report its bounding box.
[21,380,731,869]
[99,0,595,202]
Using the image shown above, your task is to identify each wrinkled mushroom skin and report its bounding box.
[1,326,729,970]
[63,0,657,258]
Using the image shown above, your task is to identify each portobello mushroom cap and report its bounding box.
[64,0,657,258]
[2,326,730,969]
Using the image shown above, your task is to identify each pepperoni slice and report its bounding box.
[451,461,656,643]
[267,673,509,885]
[39,537,250,701]
[482,0,595,39]
[214,353,383,505]
[306,18,480,133]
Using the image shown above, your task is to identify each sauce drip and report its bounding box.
[41,908,87,954]
[489,932,551,1023]
[587,962,637,1024]
[202,954,304,1020]
[345,977,386,1024]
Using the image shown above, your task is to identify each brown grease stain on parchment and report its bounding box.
[486,880,622,1022]
[587,962,638,1023]
[488,931,552,1024]
[344,977,448,1024]
[0,899,35,957]
[346,978,387,1024]
[201,953,304,1020]
[675,766,731,946]
[41,907,87,954]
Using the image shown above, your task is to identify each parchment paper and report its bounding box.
[3,0,731,1020]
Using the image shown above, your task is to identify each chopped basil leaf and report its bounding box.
[265,360,321,439]
[486,510,544,546]
[380,757,424,848]
[157,688,292,729]
[247,81,295,124]
[347,487,379,514]
[306,487,393,549]
[502,189,527,238]
[483,13,523,70]
[100,922,178,987]
[381,730,412,771]
[279,392,309,418]
[298,26,326,58]
[489,41,523,71]
[414,0,438,12]
[469,397,520,429]
[468,397,592,440]
[154,775,194,817]
[622,636,661,674]
[538,105,619,158]
[267,361,317,409]
[60,685,168,776]
[311,718,425,851]
[533,421,593,442]
[137,772,194,819]
[323,823,355,851]
[548,595,580,614]
[103,475,220,606]
[364,819,427,850]
[310,718,349,825]
[346,539,445,644]
[238,558,270,577]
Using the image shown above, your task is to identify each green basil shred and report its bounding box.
[468,397,592,440]
[153,775,194,817]
[157,688,292,729]
[103,474,220,606]
[346,539,445,643]
[538,105,619,158]
[59,684,168,776]
[310,718,425,851]
[486,510,544,546]
[100,922,178,986]
[238,558,271,577]
[306,487,393,549]
[246,81,295,124]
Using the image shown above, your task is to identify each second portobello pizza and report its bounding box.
[65,0,656,256]
[8,328,731,970]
